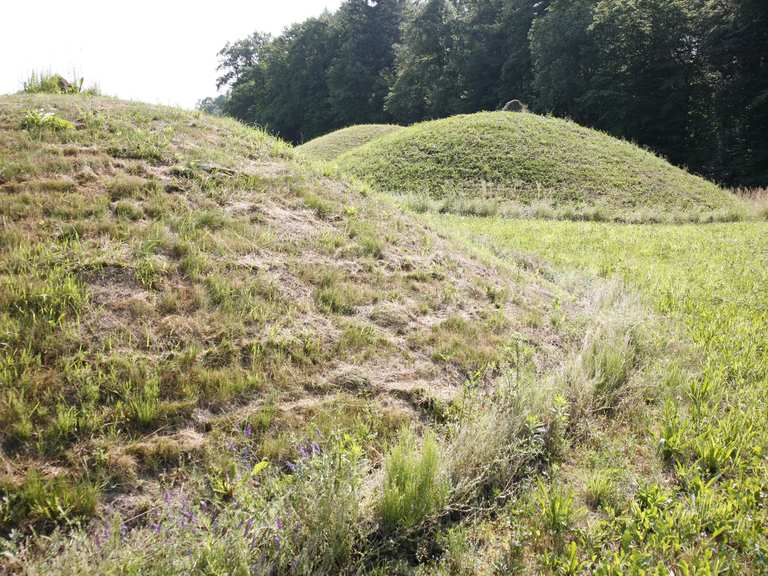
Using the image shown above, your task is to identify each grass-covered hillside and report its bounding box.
[3,93,764,575]
[296,124,402,161]
[337,112,745,222]
[0,94,618,573]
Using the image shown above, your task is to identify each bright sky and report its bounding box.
[1,0,344,109]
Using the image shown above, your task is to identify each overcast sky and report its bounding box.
[1,0,344,108]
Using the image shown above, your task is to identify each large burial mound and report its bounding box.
[336,112,744,222]
[296,123,403,161]
[0,95,569,550]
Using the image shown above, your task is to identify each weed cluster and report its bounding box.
[22,71,99,95]
[21,109,75,134]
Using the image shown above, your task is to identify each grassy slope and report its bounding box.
[296,124,402,161]
[337,112,745,222]
[432,215,768,572]
[1,94,612,573]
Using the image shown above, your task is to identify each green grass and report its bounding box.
[428,215,768,573]
[296,124,403,161]
[379,430,448,531]
[337,112,746,222]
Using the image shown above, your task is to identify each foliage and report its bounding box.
[327,0,405,126]
[21,109,75,133]
[195,95,227,116]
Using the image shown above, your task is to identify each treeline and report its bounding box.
[203,0,768,187]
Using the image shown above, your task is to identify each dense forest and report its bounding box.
[200,0,768,187]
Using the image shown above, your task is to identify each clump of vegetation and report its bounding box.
[736,186,768,220]
[23,71,99,95]
[21,109,75,133]
[379,430,448,531]
[0,472,98,531]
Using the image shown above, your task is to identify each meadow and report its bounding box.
[426,216,768,573]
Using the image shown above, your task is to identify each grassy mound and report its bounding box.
[337,112,744,222]
[0,94,583,570]
[297,123,402,161]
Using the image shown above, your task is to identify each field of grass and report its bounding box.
[425,215,768,573]
[337,112,746,223]
[296,124,402,161]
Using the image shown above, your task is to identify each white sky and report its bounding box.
[1,0,344,109]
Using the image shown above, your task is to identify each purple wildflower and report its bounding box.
[244,423,253,438]
[275,517,284,531]
[181,508,195,524]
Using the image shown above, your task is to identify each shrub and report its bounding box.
[446,377,558,506]
[582,327,636,410]
[564,284,648,417]
[379,429,448,531]
[21,109,75,133]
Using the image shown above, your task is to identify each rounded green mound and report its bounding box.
[337,112,744,222]
[297,124,403,161]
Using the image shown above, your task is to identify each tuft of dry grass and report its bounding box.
[734,186,768,220]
